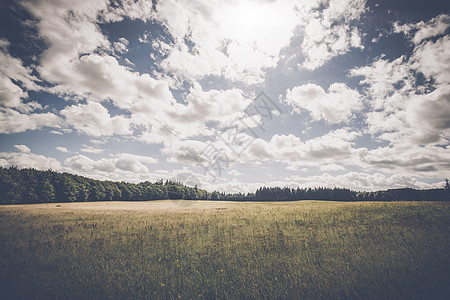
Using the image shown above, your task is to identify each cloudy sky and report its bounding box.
[0,0,449,193]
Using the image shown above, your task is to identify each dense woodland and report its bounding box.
[0,167,449,204]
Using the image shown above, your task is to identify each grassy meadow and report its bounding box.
[0,200,449,299]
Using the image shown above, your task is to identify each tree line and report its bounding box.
[0,167,213,204]
[251,186,449,202]
[0,167,448,204]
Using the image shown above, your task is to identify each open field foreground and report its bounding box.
[1,200,449,299]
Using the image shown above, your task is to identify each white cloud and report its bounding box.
[55,146,68,153]
[135,84,254,144]
[80,145,104,154]
[0,76,28,108]
[161,139,210,165]
[358,144,450,178]
[404,86,450,145]
[65,155,109,172]
[210,171,442,194]
[394,14,450,45]
[64,152,159,182]
[113,37,129,54]
[14,145,31,153]
[0,149,62,170]
[115,158,148,173]
[0,38,9,50]
[101,0,155,22]
[116,153,158,165]
[284,83,363,124]
[228,169,242,176]
[22,0,111,85]
[413,14,450,44]
[0,108,63,134]
[60,102,132,137]
[298,0,367,70]
[47,53,176,112]
[168,83,251,127]
[287,172,440,192]
[0,41,41,108]
[350,55,413,110]
[319,164,345,172]
[245,128,361,167]
[412,35,450,85]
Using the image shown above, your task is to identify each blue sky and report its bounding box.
[0,0,449,193]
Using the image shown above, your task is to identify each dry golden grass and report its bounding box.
[1,200,449,299]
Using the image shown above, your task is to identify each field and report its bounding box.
[0,200,449,299]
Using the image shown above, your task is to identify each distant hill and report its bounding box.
[0,167,448,204]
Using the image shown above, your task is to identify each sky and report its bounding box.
[0,0,449,193]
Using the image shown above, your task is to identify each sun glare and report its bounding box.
[218,1,296,56]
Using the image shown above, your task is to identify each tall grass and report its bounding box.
[0,201,449,299]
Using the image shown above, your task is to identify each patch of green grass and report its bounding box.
[0,201,449,299]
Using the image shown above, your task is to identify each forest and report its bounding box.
[0,167,448,204]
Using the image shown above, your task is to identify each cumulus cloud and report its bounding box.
[22,0,111,84]
[0,108,63,134]
[64,152,159,182]
[394,14,450,45]
[284,83,363,124]
[80,145,104,154]
[228,169,242,176]
[0,77,28,108]
[358,144,450,178]
[117,153,158,165]
[319,164,345,172]
[135,84,255,144]
[161,139,210,165]
[48,53,176,112]
[60,102,132,137]
[0,149,62,170]
[14,145,31,153]
[404,86,450,145]
[350,55,413,110]
[287,172,440,192]
[115,158,148,173]
[113,37,129,54]
[412,35,450,85]
[245,128,361,167]
[65,155,113,173]
[298,0,367,70]
[0,39,41,107]
[169,83,251,126]
[55,146,68,153]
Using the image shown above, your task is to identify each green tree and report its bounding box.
[211,191,221,200]
[55,176,77,202]
[37,180,56,202]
